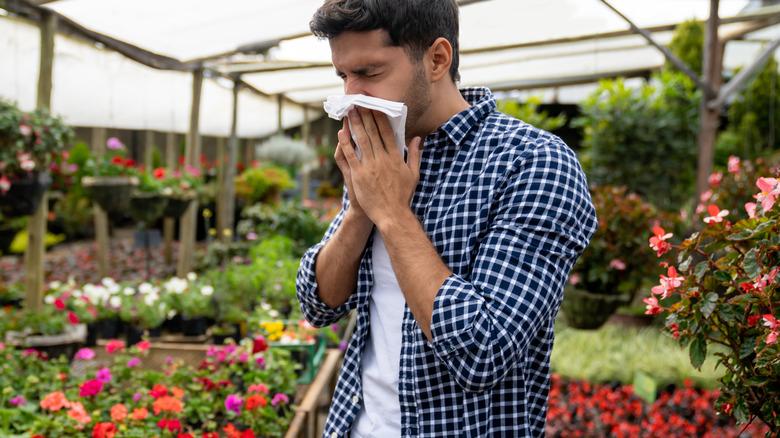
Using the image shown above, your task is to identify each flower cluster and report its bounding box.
[546,375,769,437]
[79,137,138,178]
[0,100,74,194]
[0,334,298,436]
[643,172,780,431]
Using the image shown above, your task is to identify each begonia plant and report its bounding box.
[644,172,780,434]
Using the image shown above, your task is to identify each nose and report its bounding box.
[344,78,366,96]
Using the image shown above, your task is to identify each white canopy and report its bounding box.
[1,0,778,136]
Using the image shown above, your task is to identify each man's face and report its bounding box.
[330,29,431,140]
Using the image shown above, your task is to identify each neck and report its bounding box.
[415,82,471,140]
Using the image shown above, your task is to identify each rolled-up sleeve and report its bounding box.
[429,139,597,392]
[296,190,358,328]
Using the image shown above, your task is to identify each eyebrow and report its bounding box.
[334,64,383,78]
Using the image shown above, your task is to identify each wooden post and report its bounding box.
[144,130,155,170]
[177,69,203,277]
[695,0,723,205]
[215,136,226,240]
[220,78,240,241]
[91,127,110,278]
[163,132,177,265]
[277,95,284,135]
[23,10,57,312]
[302,106,311,201]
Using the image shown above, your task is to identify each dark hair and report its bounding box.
[310,0,460,83]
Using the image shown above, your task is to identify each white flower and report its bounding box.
[144,293,159,306]
[165,277,188,294]
[138,283,154,295]
[123,287,136,296]
[268,310,279,318]
[261,303,272,311]
[48,281,62,290]
[44,295,55,305]
[187,272,197,282]
[167,310,178,318]
[200,285,214,296]
[109,296,122,309]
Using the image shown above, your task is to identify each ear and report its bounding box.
[427,37,453,83]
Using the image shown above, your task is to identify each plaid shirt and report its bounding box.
[297,87,597,437]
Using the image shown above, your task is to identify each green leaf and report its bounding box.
[745,376,769,387]
[743,248,760,280]
[713,270,732,283]
[679,255,692,272]
[690,334,707,369]
[694,261,709,279]
[740,336,757,359]
[718,304,737,324]
[734,397,749,424]
[700,293,718,319]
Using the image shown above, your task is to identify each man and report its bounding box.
[296,1,597,436]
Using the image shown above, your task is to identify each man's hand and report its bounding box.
[340,106,422,229]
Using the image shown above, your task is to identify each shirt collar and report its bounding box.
[434,86,496,146]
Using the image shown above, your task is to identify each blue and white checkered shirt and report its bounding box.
[297,87,597,437]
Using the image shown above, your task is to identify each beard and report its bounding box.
[402,61,432,142]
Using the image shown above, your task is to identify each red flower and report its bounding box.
[111,156,124,165]
[79,379,103,397]
[92,422,117,438]
[53,298,66,311]
[252,336,268,354]
[178,434,195,438]
[201,433,219,438]
[105,340,124,354]
[124,158,136,167]
[153,167,167,179]
[158,419,182,433]
[240,430,256,438]
[135,340,151,352]
[223,424,240,438]
[68,311,79,324]
[149,383,169,399]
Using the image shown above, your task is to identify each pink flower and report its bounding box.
[643,296,662,316]
[699,189,713,202]
[74,348,95,361]
[106,137,125,150]
[745,202,757,218]
[651,266,683,300]
[727,155,741,174]
[648,226,673,257]
[127,358,141,368]
[79,379,103,397]
[708,171,723,187]
[272,393,289,406]
[703,204,728,224]
[53,298,66,311]
[248,383,269,394]
[763,314,780,344]
[0,175,9,194]
[10,395,26,406]
[755,177,780,213]
[18,124,32,137]
[106,340,125,354]
[608,259,626,270]
[568,273,580,285]
[225,394,244,414]
[96,368,112,384]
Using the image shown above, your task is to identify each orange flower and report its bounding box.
[223,424,240,438]
[110,403,127,421]
[171,386,184,398]
[245,394,268,410]
[153,396,184,416]
[40,391,69,411]
[67,401,92,426]
[128,407,148,420]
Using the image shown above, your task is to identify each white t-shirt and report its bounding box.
[352,230,405,437]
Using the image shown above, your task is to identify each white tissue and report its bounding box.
[323,95,407,160]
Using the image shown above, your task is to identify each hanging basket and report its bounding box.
[0,171,51,218]
[162,193,195,219]
[82,176,139,213]
[129,192,169,225]
[560,287,631,330]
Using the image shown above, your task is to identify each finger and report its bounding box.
[338,126,362,168]
[407,136,423,180]
[373,110,398,157]
[352,107,381,158]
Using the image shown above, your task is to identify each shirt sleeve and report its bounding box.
[429,137,598,392]
[295,189,360,328]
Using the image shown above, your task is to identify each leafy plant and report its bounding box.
[234,163,295,205]
[642,173,780,432]
[497,96,567,132]
[573,71,701,210]
[237,200,328,257]
[79,137,138,178]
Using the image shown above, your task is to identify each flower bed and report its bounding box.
[547,375,770,437]
[0,337,298,437]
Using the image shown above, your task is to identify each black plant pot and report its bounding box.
[129,192,168,226]
[164,314,183,333]
[181,316,207,337]
[0,171,51,218]
[85,322,100,347]
[100,318,124,339]
[82,176,138,214]
[125,325,144,347]
[162,196,193,219]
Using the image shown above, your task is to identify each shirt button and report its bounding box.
[331,432,338,438]
[352,395,360,404]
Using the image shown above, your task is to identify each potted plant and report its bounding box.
[561,185,674,329]
[128,169,169,227]
[2,298,86,361]
[162,274,215,337]
[234,162,295,206]
[117,282,168,345]
[0,99,74,217]
[80,137,139,213]
[157,165,202,219]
